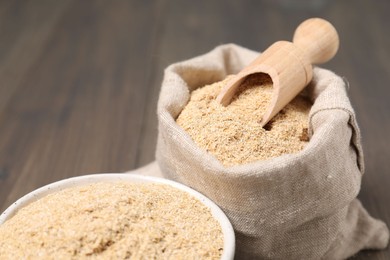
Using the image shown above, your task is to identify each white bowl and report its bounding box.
[0,173,235,259]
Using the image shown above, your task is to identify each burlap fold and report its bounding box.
[155,44,389,259]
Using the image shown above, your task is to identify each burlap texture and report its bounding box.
[155,44,389,259]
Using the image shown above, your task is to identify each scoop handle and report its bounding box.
[293,18,339,64]
[216,18,339,127]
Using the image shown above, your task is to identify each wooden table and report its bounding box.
[0,1,389,259]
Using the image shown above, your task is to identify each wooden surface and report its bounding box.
[0,0,388,258]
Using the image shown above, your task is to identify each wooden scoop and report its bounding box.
[216,18,339,127]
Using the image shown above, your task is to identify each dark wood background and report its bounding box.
[0,0,389,259]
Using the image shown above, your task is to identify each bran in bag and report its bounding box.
[155,44,389,259]
[176,73,311,166]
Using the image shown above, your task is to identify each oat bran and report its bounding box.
[0,182,223,259]
[176,73,311,166]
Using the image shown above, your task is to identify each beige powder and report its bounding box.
[176,73,311,166]
[0,182,223,259]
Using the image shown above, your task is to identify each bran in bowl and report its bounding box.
[0,181,224,259]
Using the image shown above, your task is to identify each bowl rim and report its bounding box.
[0,173,235,259]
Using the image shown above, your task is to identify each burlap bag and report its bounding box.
[155,44,389,259]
